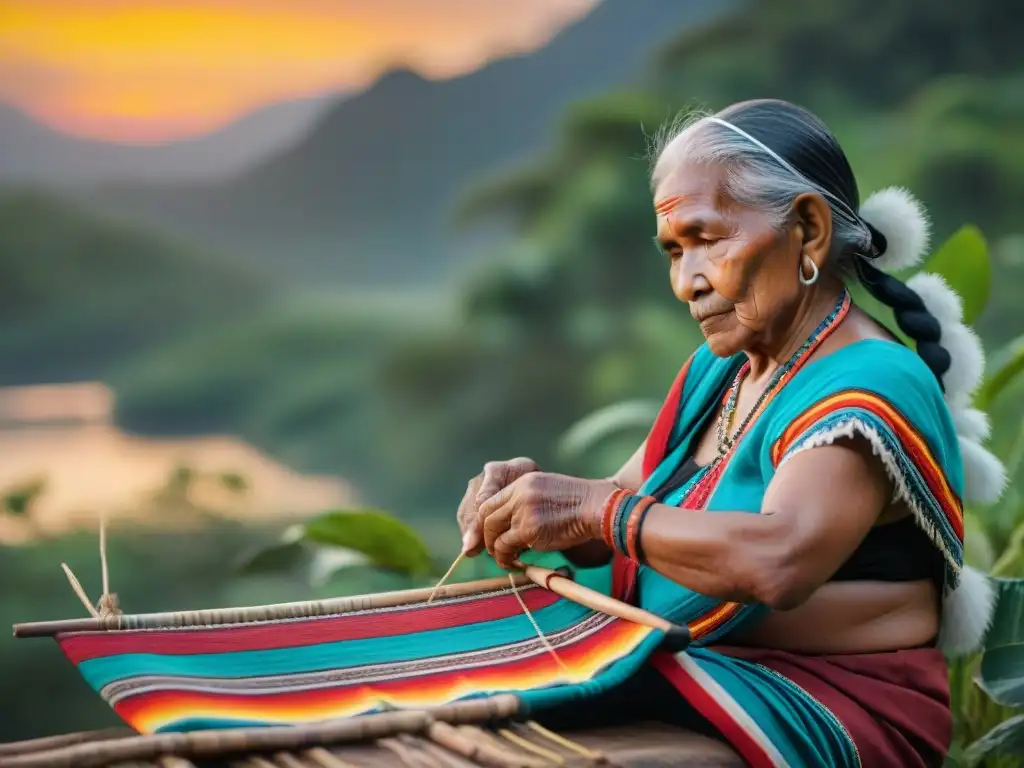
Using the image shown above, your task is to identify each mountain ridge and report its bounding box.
[0,97,333,187]
[82,0,726,285]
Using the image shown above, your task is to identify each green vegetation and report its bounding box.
[239,508,439,584]
[0,190,271,386]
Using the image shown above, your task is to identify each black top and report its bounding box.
[653,457,945,588]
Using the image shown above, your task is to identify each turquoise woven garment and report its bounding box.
[619,338,964,767]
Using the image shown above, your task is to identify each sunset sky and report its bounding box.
[0,0,598,144]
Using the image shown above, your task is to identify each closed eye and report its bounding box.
[654,235,719,260]
[653,236,676,261]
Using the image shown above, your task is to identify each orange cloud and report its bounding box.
[0,0,597,143]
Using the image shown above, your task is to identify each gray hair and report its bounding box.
[648,109,875,273]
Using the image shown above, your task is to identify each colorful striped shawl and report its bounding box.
[611,337,962,766]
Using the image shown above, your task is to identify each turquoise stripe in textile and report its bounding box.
[686,649,860,767]
[79,598,594,689]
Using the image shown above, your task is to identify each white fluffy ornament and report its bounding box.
[938,565,996,657]
[959,437,1008,506]
[940,323,986,403]
[859,187,932,272]
[952,407,991,443]
[906,272,963,326]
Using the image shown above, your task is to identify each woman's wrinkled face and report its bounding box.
[654,161,805,357]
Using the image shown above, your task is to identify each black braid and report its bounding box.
[713,100,952,388]
[856,257,952,386]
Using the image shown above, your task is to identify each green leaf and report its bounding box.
[963,715,1024,765]
[308,547,373,586]
[977,334,1024,410]
[303,509,437,577]
[992,518,1024,578]
[557,399,660,461]
[978,578,1024,707]
[921,225,991,324]
[235,540,310,575]
[964,512,996,571]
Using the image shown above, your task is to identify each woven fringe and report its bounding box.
[778,416,959,580]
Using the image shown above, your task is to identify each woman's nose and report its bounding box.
[673,252,711,302]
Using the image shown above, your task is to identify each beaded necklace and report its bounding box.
[716,290,850,457]
[716,290,851,460]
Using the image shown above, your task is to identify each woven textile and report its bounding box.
[55,582,662,733]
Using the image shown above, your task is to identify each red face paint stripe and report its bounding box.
[654,196,684,215]
[57,587,562,663]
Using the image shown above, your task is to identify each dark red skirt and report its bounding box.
[710,645,952,767]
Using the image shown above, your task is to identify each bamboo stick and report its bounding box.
[0,729,134,757]
[377,737,441,768]
[13,573,538,638]
[397,734,476,768]
[427,724,545,768]
[0,696,523,768]
[155,757,197,768]
[521,565,682,635]
[301,747,360,768]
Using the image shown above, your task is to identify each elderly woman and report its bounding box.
[455,100,1002,767]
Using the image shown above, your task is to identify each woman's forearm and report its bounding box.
[631,503,795,607]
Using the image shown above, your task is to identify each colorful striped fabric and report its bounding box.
[772,388,964,580]
[55,582,662,734]
[612,333,963,766]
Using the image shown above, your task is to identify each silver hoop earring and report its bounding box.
[799,256,819,286]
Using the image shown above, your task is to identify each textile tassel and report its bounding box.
[429,552,567,670]
[508,573,569,672]
[60,563,101,619]
[426,552,466,603]
[97,509,121,618]
[59,509,122,619]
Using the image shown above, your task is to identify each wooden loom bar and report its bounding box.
[13,573,537,638]
[0,729,134,758]
[521,566,683,636]
[0,697,522,768]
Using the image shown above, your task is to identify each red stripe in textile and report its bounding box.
[651,651,776,768]
[112,618,640,727]
[611,553,639,605]
[59,588,561,663]
[641,356,693,479]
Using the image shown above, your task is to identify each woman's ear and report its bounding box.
[792,192,833,271]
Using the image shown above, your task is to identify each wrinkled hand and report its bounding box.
[457,458,540,556]
[477,473,616,569]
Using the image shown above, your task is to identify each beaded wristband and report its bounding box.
[625,496,657,562]
[612,495,641,556]
[603,491,657,560]
[601,489,630,549]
